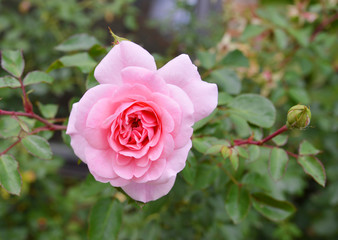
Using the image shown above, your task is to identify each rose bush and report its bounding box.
[66,41,218,202]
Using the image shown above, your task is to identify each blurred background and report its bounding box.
[0,0,337,239]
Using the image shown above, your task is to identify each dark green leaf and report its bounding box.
[0,116,21,138]
[0,76,20,88]
[86,70,99,89]
[297,156,326,187]
[221,50,249,67]
[182,152,197,185]
[225,184,251,224]
[210,68,241,94]
[252,193,296,222]
[88,198,123,240]
[194,164,218,189]
[55,34,100,52]
[59,53,96,73]
[229,94,276,128]
[269,148,289,181]
[21,135,52,160]
[0,155,21,195]
[23,71,54,85]
[1,50,24,77]
[299,140,320,155]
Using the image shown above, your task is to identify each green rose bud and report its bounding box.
[286,105,311,129]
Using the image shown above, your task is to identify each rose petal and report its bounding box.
[86,149,118,179]
[75,84,118,132]
[86,98,115,128]
[94,41,157,85]
[69,134,90,163]
[121,66,169,94]
[83,128,110,149]
[66,103,79,135]
[167,84,194,148]
[122,174,176,203]
[157,54,218,121]
[133,158,166,183]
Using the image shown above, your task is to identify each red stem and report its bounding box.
[0,109,67,130]
[0,138,21,155]
[18,77,33,113]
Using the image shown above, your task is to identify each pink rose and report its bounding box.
[66,41,218,202]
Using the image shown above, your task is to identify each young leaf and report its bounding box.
[252,193,296,222]
[205,145,223,155]
[1,50,25,78]
[37,102,58,119]
[225,184,251,224]
[229,94,276,128]
[0,76,21,88]
[21,135,52,160]
[221,50,249,67]
[88,198,123,240]
[23,71,54,86]
[0,154,22,195]
[55,33,100,52]
[299,140,320,155]
[297,156,326,187]
[269,148,289,181]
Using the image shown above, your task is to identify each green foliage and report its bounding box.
[88,198,123,240]
[0,155,21,195]
[0,0,337,239]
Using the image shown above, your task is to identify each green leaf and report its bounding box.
[59,53,96,73]
[218,92,233,106]
[229,94,276,128]
[252,193,296,222]
[0,155,21,195]
[37,102,58,119]
[86,70,99,89]
[21,135,52,160]
[55,34,100,52]
[1,50,24,77]
[287,28,311,47]
[272,134,288,146]
[274,29,288,50]
[229,114,251,138]
[235,146,249,159]
[210,68,241,94]
[194,164,218,189]
[182,152,197,185]
[46,60,64,73]
[23,71,54,86]
[205,145,223,155]
[288,88,310,105]
[248,145,260,162]
[230,149,239,171]
[192,138,211,153]
[225,184,251,224]
[0,76,21,88]
[269,148,289,181]
[240,25,267,41]
[297,156,326,187]
[0,116,21,138]
[88,198,123,240]
[221,50,249,67]
[299,140,321,155]
[193,109,218,131]
[197,51,216,69]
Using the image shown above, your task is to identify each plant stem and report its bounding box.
[0,138,21,156]
[0,109,67,130]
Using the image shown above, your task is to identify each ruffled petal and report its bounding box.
[157,54,218,121]
[86,149,118,180]
[94,41,157,85]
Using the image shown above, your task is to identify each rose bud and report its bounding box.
[286,104,311,129]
